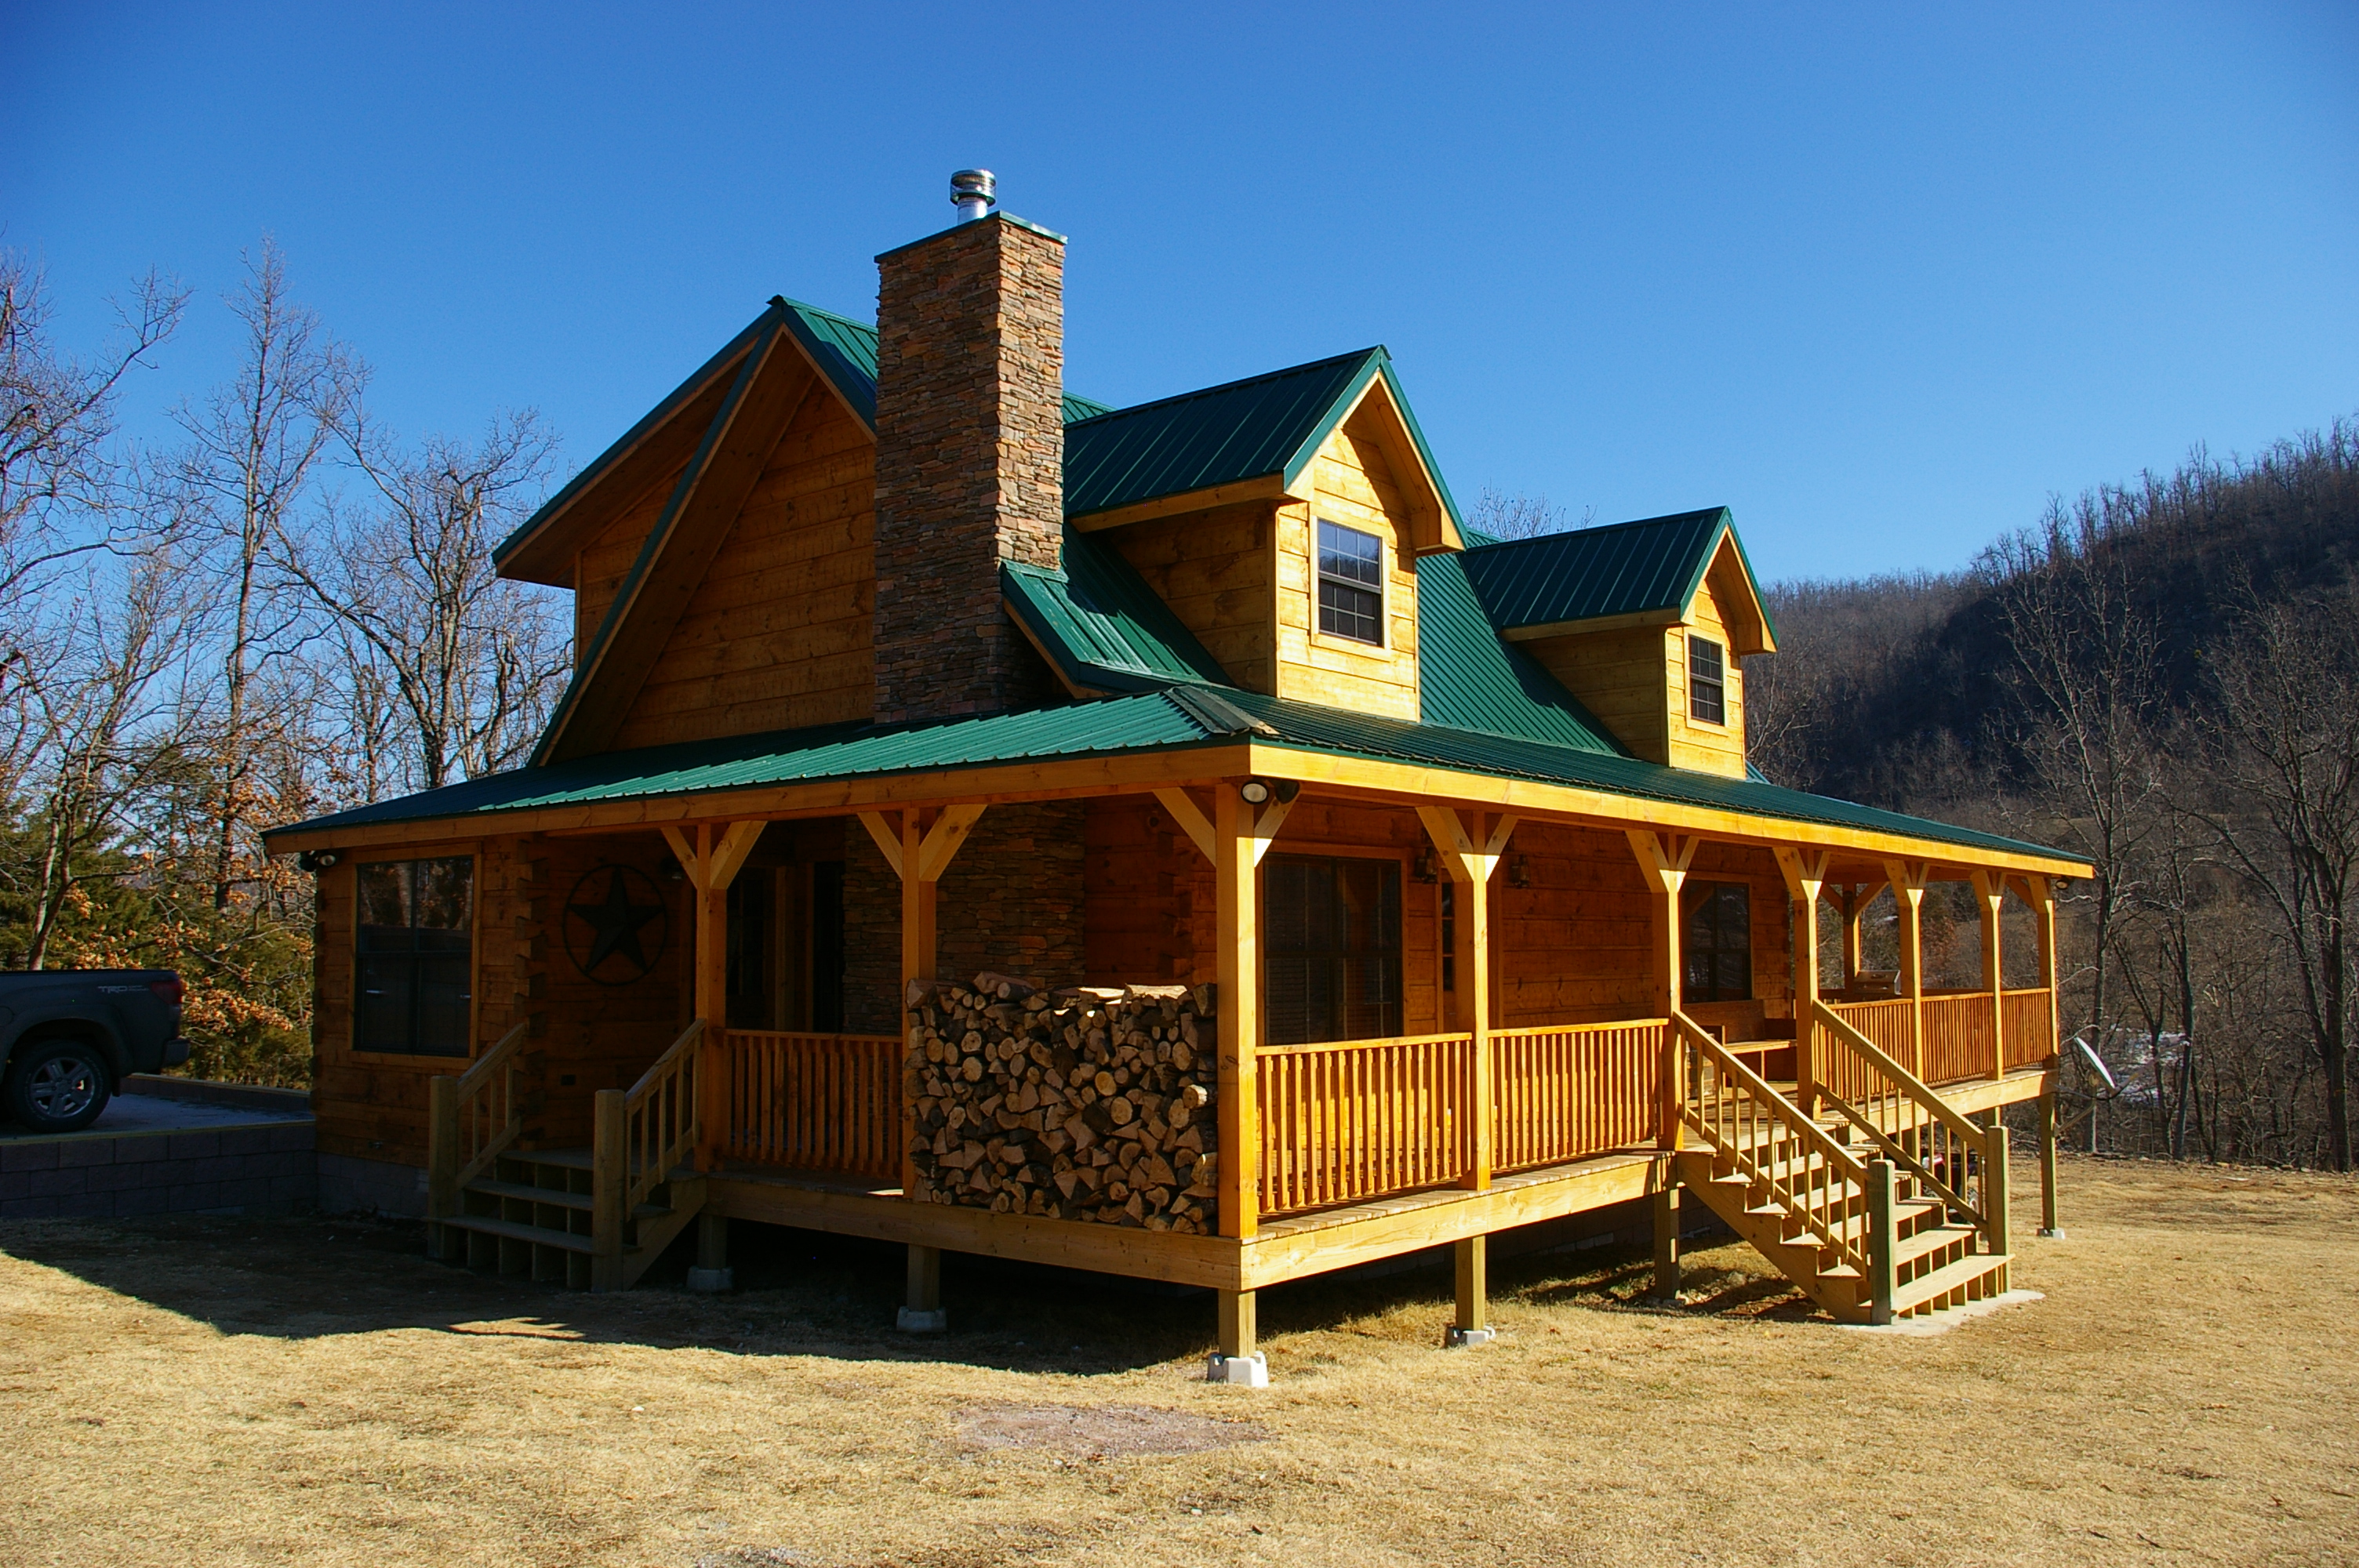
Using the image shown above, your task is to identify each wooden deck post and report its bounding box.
[1883,859,1931,1076]
[1452,1235,1488,1338]
[907,1244,941,1311]
[1973,870,2006,1081]
[591,1088,626,1293]
[2037,1087,2063,1237]
[661,820,766,1171]
[1775,849,1830,1113]
[425,1074,459,1260]
[1866,1157,1897,1325]
[1985,1118,2012,1260]
[1217,1288,1257,1359]
[1216,783,1262,1240]
[1652,1182,1680,1299]
[1837,884,1864,991]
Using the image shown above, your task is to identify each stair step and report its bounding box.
[460,1178,677,1225]
[441,1213,601,1254]
[500,1147,595,1171]
[1892,1253,2012,1315]
[467,1178,592,1210]
[1895,1222,1981,1267]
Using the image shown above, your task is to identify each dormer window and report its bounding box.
[1317,520,1383,644]
[1688,635,1725,724]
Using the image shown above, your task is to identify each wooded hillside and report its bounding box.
[1749,419,2359,1170]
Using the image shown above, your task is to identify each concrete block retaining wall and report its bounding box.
[0,1119,315,1220]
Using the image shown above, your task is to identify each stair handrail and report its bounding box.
[623,1018,704,1213]
[1671,1011,1871,1274]
[427,1021,531,1232]
[1811,1000,1991,1232]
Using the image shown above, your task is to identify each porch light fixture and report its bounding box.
[1412,848,1441,884]
[1508,854,1534,888]
[298,850,340,873]
[1240,780,1271,805]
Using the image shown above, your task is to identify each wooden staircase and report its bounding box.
[1667,1009,2014,1324]
[426,1018,707,1291]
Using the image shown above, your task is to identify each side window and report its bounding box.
[1316,520,1384,644]
[1688,635,1726,724]
[1683,881,1751,1003]
[355,857,474,1055]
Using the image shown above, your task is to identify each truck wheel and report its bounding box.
[4,1040,112,1134]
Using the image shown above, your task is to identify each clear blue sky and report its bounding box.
[6,2,2354,581]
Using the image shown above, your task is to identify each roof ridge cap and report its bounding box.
[1462,506,1730,554]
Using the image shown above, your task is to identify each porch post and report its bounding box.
[1419,808,1516,1192]
[662,820,765,1171]
[2037,1086,2064,1237]
[1215,782,1261,1241]
[1838,884,1864,991]
[1775,848,1829,1113]
[860,804,985,1200]
[1627,829,1694,1304]
[1973,870,2005,1081]
[1883,859,1930,1076]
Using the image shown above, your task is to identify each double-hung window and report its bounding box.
[355,857,474,1055]
[1316,520,1384,644]
[1688,635,1726,724]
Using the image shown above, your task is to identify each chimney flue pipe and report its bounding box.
[950,169,996,223]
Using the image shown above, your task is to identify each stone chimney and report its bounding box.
[871,177,1067,725]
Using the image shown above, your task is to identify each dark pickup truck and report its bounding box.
[0,970,192,1134]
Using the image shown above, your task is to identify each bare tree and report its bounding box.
[10,551,205,969]
[1983,499,2168,1121]
[169,241,362,909]
[2186,578,2359,1171]
[0,251,185,602]
[284,412,568,794]
[1468,487,1590,541]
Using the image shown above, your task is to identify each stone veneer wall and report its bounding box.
[871,212,1068,725]
[836,803,1088,1035]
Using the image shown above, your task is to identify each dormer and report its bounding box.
[1456,509,1777,776]
[1046,349,1465,721]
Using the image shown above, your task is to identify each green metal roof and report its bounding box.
[1001,532,1230,694]
[271,678,2069,866]
[1414,550,1630,755]
[1456,507,1776,643]
[1063,350,1376,519]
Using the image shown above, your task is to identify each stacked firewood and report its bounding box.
[905,972,1219,1233]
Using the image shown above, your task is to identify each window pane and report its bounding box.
[1318,521,1382,586]
[357,862,410,931]
[356,953,414,1053]
[1265,855,1401,1044]
[1689,636,1726,725]
[414,955,473,1056]
[1318,579,1383,642]
[414,858,472,931]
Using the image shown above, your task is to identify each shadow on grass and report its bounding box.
[0,1206,1819,1375]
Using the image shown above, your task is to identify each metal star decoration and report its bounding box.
[565,865,667,981]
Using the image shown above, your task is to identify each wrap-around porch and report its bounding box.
[426,768,2068,1347]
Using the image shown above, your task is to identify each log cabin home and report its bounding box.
[265,174,2090,1374]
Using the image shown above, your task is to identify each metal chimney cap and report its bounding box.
[951,169,998,222]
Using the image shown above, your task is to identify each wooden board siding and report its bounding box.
[311,831,689,1168]
[1488,823,1789,1035]
[1522,624,1672,764]
[573,463,689,670]
[607,389,877,750]
[1106,500,1275,693]
[1664,575,1747,777]
[1274,408,1422,720]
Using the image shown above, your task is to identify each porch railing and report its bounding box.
[1490,1020,1664,1174]
[2001,989,2057,1068]
[424,1019,529,1258]
[1921,993,1991,1086]
[1256,1033,1474,1218]
[720,1029,903,1182]
[1821,997,1914,1091]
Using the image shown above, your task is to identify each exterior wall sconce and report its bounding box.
[1412,848,1441,884]
[1507,854,1535,888]
[1238,779,1300,807]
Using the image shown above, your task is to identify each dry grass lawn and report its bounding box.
[2,1154,2353,1566]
